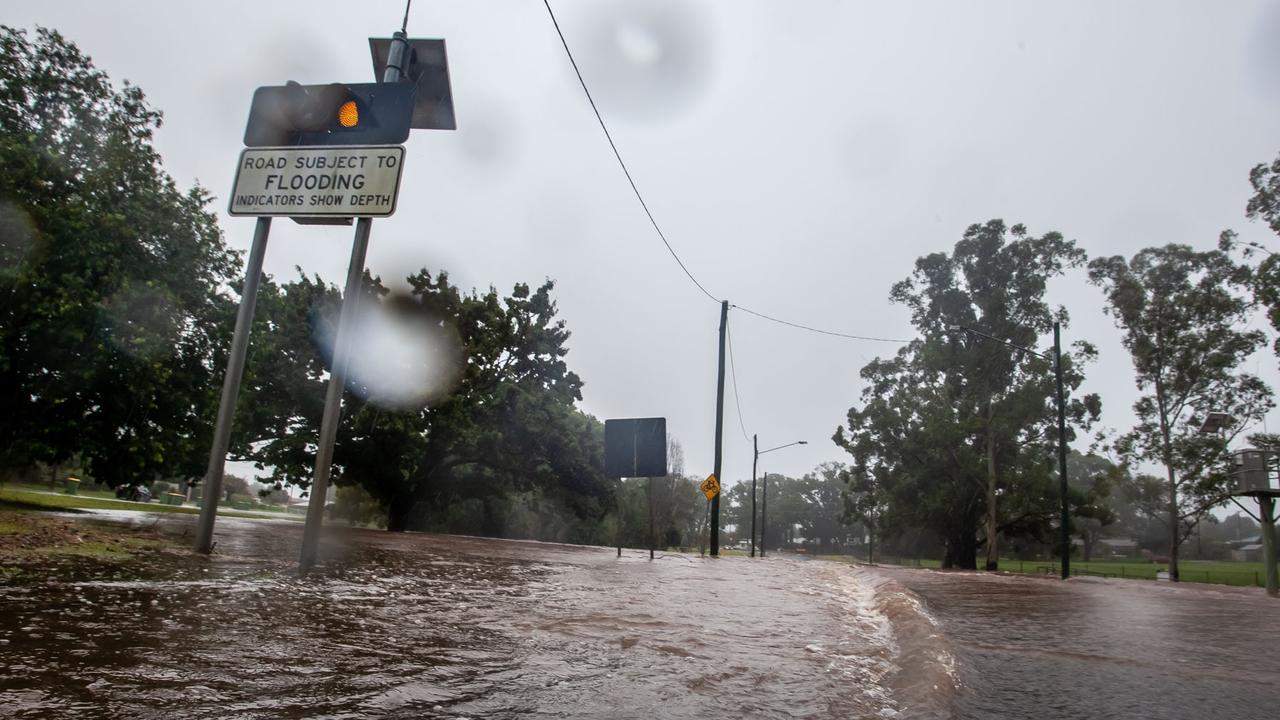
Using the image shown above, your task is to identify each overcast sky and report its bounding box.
[9,1,1280,486]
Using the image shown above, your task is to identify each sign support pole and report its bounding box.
[194,217,272,554]
[648,476,655,560]
[299,217,372,574]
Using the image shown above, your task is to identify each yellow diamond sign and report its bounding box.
[699,473,720,501]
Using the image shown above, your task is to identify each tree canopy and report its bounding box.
[835,220,1099,569]
[0,26,237,486]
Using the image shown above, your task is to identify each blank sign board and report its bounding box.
[605,418,667,479]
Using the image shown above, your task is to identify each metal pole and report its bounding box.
[298,217,372,573]
[760,471,768,558]
[711,300,727,556]
[616,477,622,558]
[383,29,409,83]
[1055,321,1071,580]
[1261,495,1278,597]
[194,217,271,554]
[648,476,655,560]
[751,434,758,558]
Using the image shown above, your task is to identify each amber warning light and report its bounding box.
[338,100,359,128]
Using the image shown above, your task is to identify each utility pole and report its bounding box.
[760,471,768,557]
[751,434,758,557]
[194,217,271,554]
[297,27,410,574]
[711,300,727,556]
[1054,321,1070,580]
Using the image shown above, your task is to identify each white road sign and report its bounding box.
[229,145,405,218]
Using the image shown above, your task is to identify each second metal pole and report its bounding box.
[298,217,373,574]
[194,217,271,554]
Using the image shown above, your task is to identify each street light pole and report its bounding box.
[1054,321,1070,580]
[754,440,807,558]
[949,323,1071,580]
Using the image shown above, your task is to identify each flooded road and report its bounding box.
[880,567,1280,719]
[1,513,1277,719]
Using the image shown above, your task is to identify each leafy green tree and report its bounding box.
[1064,451,1119,561]
[241,268,613,533]
[796,462,849,553]
[842,460,888,562]
[1224,153,1280,358]
[1089,243,1273,581]
[837,220,1098,569]
[0,26,237,486]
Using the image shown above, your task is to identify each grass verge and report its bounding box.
[0,486,299,521]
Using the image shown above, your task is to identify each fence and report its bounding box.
[869,555,1268,588]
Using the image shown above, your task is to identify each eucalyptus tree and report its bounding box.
[1089,244,1272,581]
[836,220,1099,569]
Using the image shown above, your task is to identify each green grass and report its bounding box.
[816,554,1270,587]
[0,486,300,521]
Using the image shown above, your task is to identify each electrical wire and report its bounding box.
[725,320,751,443]
[541,0,912,346]
[541,0,719,305]
[732,304,911,344]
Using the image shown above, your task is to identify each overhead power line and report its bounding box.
[725,321,751,443]
[540,0,719,305]
[541,0,910,346]
[732,305,911,344]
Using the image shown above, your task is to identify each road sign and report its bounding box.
[229,145,405,218]
[604,418,667,479]
[700,474,720,501]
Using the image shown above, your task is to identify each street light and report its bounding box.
[948,322,1072,580]
[754,437,807,558]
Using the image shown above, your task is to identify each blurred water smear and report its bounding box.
[579,0,716,123]
[338,293,463,411]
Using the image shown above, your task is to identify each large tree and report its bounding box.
[241,268,613,533]
[1089,243,1272,581]
[836,220,1099,569]
[0,26,237,485]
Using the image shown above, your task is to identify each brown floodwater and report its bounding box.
[1,512,1277,719]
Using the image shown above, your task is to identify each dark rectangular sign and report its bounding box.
[605,417,667,479]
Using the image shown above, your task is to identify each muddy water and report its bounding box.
[880,567,1280,719]
[2,514,951,719]
[1,514,1277,719]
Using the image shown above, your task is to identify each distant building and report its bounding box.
[1231,543,1265,563]
[1098,538,1140,557]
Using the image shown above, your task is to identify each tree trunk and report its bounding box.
[482,497,504,538]
[943,529,978,569]
[1154,380,1180,582]
[386,498,413,532]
